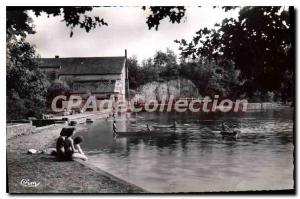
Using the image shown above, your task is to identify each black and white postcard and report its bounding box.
[6,5,295,194]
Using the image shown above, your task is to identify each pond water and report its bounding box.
[76,109,294,192]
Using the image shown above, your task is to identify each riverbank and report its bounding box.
[6,116,146,193]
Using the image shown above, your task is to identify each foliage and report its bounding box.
[128,49,243,98]
[7,7,108,37]
[143,49,179,83]
[179,60,243,98]
[127,50,178,89]
[46,80,70,108]
[5,6,189,119]
[7,6,188,37]
[142,6,186,30]
[6,35,49,120]
[127,56,144,89]
[175,6,293,102]
[6,6,292,121]
[154,49,179,78]
[141,58,159,84]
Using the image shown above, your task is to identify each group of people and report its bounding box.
[56,127,88,161]
[112,119,177,134]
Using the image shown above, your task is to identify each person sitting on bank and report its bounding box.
[63,127,76,161]
[72,136,88,161]
[113,120,118,133]
[56,128,67,161]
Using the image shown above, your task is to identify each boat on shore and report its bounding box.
[152,121,177,129]
[220,130,240,138]
[152,124,175,128]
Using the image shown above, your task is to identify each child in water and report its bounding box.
[146,124,151,132]
[113,120,118,133]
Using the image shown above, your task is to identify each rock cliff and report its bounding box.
[132,78,200,101]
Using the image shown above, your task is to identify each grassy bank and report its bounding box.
[6,120,146,193]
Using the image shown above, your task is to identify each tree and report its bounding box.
[7,7,108,37]
[153,49,179,78]
[142,6,186,30]
[127,56,144,89]
[128,48,243,99]
[179,60,242,98]
[141,58,159,83]
[6,35,49,120]
[6,6,189,119]
[139,49,179,84]
[7,6,187,37]
[175,6,293,102]
[46,80,70,109]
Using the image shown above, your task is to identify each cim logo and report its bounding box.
[20,179,40,188]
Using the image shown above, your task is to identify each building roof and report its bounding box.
[38,56,125,75]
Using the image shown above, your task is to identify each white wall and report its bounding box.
[58,64,126,96]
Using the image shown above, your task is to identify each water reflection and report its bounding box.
[76,109,294,192]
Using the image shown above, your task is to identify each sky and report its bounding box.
[26,7,239,63]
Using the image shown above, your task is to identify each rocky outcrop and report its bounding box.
[133,78,200,101]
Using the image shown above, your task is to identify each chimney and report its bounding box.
[125,49,130,100]
[55,55,59,58]
[125,49,128,79]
